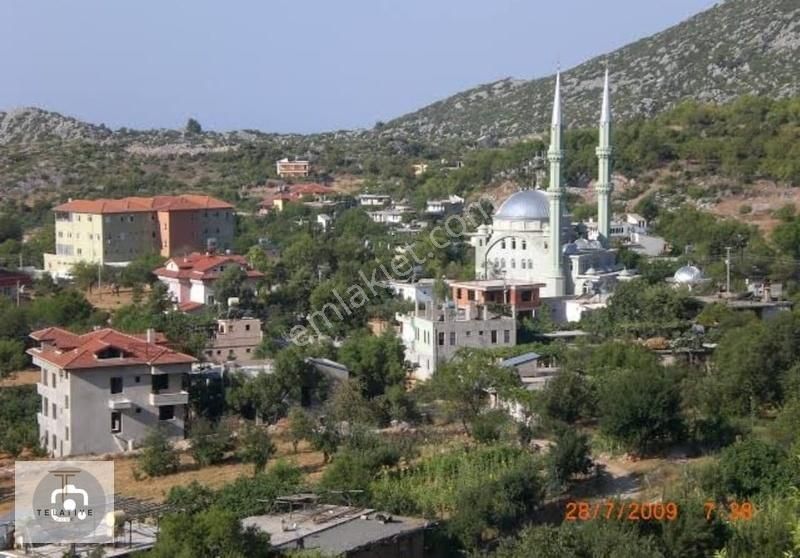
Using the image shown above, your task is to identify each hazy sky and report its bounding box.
[0,0,716,133]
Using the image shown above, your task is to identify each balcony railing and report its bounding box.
[108,398,134,410]
[149,391,189,406]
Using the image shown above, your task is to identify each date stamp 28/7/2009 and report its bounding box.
[564,501,756,522]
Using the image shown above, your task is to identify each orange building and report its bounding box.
[449,279,544,319]
[45,195,235,276]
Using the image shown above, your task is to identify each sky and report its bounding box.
[0,0,717,134]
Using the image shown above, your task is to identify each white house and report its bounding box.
[29,327,195,456]
[154,252,264,311]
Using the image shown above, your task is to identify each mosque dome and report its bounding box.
[495,190,549,221]
[673,265,704,285]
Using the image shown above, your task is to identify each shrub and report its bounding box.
[138,428,180,477]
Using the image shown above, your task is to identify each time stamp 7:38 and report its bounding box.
[564,501,755,522]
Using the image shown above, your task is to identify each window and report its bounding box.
[511,259,516,269]
[135,376,140,383]
[504,330,511,343]
[512,240,516,250]
[43,397,48,416]
[449,332,456,345]
[52,403,57,417]
[501,240,506,249]
[478,330,484,336]
[51,373,56,387]
[438,332,445,346]
[491,330,498,344]
[522,240,527,250]
[44,430,49,447]
[64,395,69,409]
[528,259,532,268]
[467,289,475,301]
[111,411,122,433]
[41,369,46,384]
[465,330,471,337]
[152,374,169,393]
[159,405,175,421]
[110,377,123,394]
[245,324,251,331]
[521,260,526,269]
[52,434,57,451]
[65,427,69,441]
[456,288,462,299]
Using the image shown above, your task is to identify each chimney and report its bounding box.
[146,328,156,344]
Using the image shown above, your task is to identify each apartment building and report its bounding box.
[275,158,310,178]
[154,252,264,310]
[205,317,264,363]
[396,280,543,380]
[29,327,196,457]
[43,195,235,277]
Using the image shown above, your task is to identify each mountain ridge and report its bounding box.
[1,0,798,147]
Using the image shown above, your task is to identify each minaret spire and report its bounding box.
[596,67,613,246]
[546,71,566,296]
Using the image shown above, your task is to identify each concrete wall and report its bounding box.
[398,312,516,380]
[206,318,263,363]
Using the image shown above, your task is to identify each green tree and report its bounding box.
[547,429,593,491]
[185,118,203,135]
[430,349,519,433]
[597,364,684,455]
[338,330,406,397]
[287,406,315,453]
[190,418,231,467]
[70,261,100,293]
[0,338,27,378]
[149,506,271,558]
[138,427,180,477]
[236,423,276,475]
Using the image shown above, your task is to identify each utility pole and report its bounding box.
[725,246,732,296]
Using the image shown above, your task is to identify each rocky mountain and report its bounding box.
[0,107,114,144]
[382,0,800,143]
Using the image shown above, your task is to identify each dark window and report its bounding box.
[245,324,251,331]
[504,330,511,343]
[467,290,475,301]
[159,405,175,421]
[438,332,445,346]
[152,375,169,393]
[135,376,141,383]
[521,290,533,302]
[111,411,122,433]
[491,330,498,344]
[456,288,462,298]
[449,332,456,345]
[135,407,142,414]
[110,377,123,394]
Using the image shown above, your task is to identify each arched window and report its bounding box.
[521,260,526,269]
[522,240,527,250]
[528,259,533,268]
[511,259,516,269]
[511,239,516,250]
[501,240,506,249]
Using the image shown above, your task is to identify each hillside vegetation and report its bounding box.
[383,0,800,142]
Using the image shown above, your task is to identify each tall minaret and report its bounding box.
[546,72,566,296]
[595,68,613,246]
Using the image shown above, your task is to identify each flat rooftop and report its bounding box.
[243,504,429,554]
[450,279,546,289]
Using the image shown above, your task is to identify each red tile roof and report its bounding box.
[260,183,334,208]
[53,195,233,214]
[28,327,195,370]
[153,252,264,281]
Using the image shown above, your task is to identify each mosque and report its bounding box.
[471,70,629,298]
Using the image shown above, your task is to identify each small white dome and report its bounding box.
[495,190,549,221]
[673,265,704,284]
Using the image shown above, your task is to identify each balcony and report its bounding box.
[108,398,134,410]
[149,391,189,406]
[36,383,48,396]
